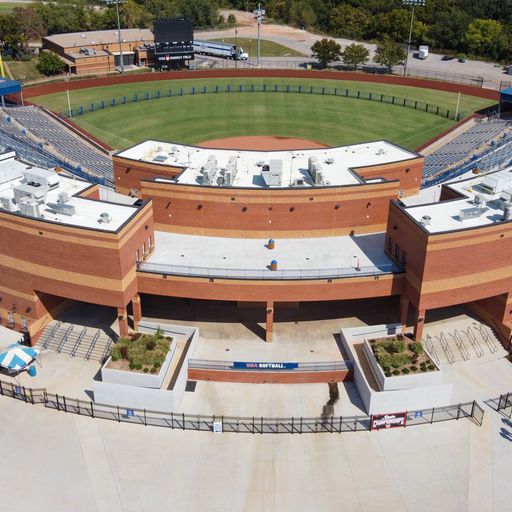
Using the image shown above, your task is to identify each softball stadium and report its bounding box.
[1,65,512,410]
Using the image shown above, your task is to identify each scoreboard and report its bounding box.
[153,18,194,68]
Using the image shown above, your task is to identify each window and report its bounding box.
[394,242,400,260]
[21,317,28,331]
[401,251,407,266]
[135,249,140,266]
[7,311,14,326]
[142,242,146,257]
[387,237,393,252]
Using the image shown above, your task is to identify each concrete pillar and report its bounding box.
[266,301,274,343]
[132,294,142,330]
[117,307,129,337]
[399,295,409,333]
[413,309,426,341]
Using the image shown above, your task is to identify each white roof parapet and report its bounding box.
[116,140,419,189]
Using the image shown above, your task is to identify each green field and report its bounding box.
[211,38,304,57]
[30,78,495,150]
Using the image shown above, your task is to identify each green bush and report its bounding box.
[20,54,32,62]
[150,367,157,374]
[36,51,65,76]
[410,366,418,372]
[428,364,436,371]
[129,362,135,370]
[384,371,391,377]
[111,354,119,362]
[392,369,400,376]
[153,361,161,369]
[119,345,129,359]
[143,367,149,373]
[420,366,427,372]
[408,342,424,355]
[2,55,13,61]
[382,366,390,373]
[146,340,156,351]
[402,367,410,374]
[134,363,142,370]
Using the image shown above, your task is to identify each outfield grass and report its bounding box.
[30,78,496,150]
[211,38,304,57]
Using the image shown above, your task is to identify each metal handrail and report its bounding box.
[437,331,456,364]
[71,327,87,357]
[139,262,400,280]
[56,324,74,353]
[85,329,101,361]
[41,321,61,350]
[424,334,440,366]
[463,327,484,358]
[450,330,471,361]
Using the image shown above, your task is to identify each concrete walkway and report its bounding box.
[1,394,511,511]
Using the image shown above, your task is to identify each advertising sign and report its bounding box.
[232,361,299,370]
[370,412,407,430]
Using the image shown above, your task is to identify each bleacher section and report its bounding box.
[0,106,114,186]
[423,119,511,179]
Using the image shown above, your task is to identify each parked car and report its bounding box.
[442,55,455,61]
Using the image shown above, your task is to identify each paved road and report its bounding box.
[197,10,510,90]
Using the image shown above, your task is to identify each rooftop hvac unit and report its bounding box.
[458,206,488,221]
[473,194,485,206]
[170,146,177,153]
[292,178,305,187]
[13,183,48,204]
[325,157,334,165]
[99,212,112,224]
[480,170,512,195]
[58,192,70,204]
[420,215,431,226]
[314,170,324,186]
[153,155,168,163]
[503,203,512,221]
[201,168,213,185]
[0,196,17,212]
[18,197,40,218]
[261,160,283,187]
[256,160,265,167]
[308,156,318,172]
[46,202,76,216]
[22,168,60,189]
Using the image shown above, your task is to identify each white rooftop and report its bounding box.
[44,28,154,48]
[140,231,400,279]
[404,166,512,233]
[116,140,419,189]
[0,154,140,232]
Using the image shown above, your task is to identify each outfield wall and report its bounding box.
[22,70,499,101]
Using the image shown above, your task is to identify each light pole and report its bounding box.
[106,0,126,73]
[255,3,263,67]
[402,0,425,77]
[235,27,238,69]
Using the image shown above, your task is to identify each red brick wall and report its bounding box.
[188,368,353,383]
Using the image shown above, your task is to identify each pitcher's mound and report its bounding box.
[198,136,329,151]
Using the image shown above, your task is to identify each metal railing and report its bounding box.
[0,378,484,433]
[405,67,484,88]
[62,83,465,122]
[188,359,353,372]
[138,261,401,280]
[497,392,512,417]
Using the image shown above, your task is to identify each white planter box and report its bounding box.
[101,341,177,389]
[363,337,441,391]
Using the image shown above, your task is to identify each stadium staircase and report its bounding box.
[423,324,506,365]
[0,106,114,186]
[36,320,115,363]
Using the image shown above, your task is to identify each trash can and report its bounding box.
[270,260,278,271]
[267,239,275,250]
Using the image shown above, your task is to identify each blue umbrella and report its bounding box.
[0,343,39,372]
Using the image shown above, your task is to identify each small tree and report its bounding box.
[311,38,342,68]
[341,43,369,70]
[374,37,407,73]
[227,14,236,26]
[36,51,65,76]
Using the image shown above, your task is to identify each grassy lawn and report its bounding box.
[30,77,496,151]
[7,58,42,81]
[211,37,304,57]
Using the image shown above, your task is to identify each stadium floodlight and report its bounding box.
[402,0,426,77]
[105,0,127,74]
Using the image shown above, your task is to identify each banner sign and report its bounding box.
[370,412,407,430]
[232,361,299,371]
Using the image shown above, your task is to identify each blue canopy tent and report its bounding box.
[0,78,22,107]
[499,87,512,118]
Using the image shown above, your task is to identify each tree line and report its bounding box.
[0,0,225,58]
[1,0,511,63]
[228,0,512,62]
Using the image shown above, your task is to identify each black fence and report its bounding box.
[61,83,464,122]
[406,67,484,88]
[0,378,484,434]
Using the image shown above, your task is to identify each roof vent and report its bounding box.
[99,212,112,224]
[58,192,69,203]
[503,203,512,221]
[420,215,431,226]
